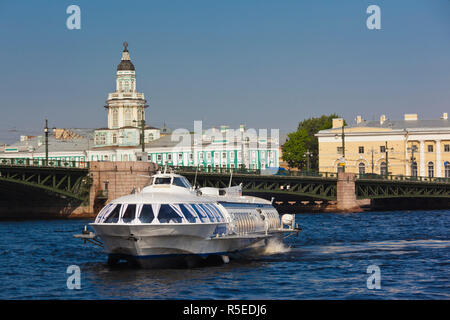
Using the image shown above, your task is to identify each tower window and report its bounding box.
[112,109,118,127]
[124,109,132,126]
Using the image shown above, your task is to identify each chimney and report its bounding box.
[404,113,418,121]
[380,115,386,125]
[332,118,344,129]
[356,115,363,124]
[441,112,448,120]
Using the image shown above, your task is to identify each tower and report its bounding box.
[93,42,160,154]
[105,42,147,130]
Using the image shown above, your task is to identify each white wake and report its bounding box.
[262,238,291,255]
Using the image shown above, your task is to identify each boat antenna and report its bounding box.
[193,165,198,189]
[228,170,233,188]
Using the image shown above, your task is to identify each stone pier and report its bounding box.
[336,172,362,212]
[87,161,159,216]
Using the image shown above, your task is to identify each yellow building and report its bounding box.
[316,113,450,177]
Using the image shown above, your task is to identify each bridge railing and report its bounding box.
[0,157,89,169]
[356,173,450,183]
[168,165,261,175]
[169,165,339,178]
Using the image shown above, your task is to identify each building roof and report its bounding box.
[354,119,450,130]
[117,60,135,71]
[317,116,450,135]
[0,129,95,154]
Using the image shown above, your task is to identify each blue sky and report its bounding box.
[1,0,450,143]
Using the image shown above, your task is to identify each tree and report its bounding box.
[282,114,344,170]
[281,129,310,169]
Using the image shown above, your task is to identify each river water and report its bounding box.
[0,210,449,299]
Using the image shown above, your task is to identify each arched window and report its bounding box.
[112,109,118,128]
[411,162,418,177]
[428,161,434,178]
[358,162,366,175]
[124,108,132,126]
[380,162,387,176]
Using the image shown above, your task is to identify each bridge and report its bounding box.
[170,166,450,212]
[0,159,449,217]
[0,158,91,201]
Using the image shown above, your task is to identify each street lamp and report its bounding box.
[44,119,49,166]
[304,150,312,172]
[133,108,147,152]
[384,141,394,177]
[334,124,345,172]
[407,145,418,177]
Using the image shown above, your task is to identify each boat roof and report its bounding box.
[107,171,272,205]
[109,191,271,205]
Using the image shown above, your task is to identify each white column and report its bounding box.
[419,140,425,177]
[436,140,442,177]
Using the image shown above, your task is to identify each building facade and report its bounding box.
[316,113,450,178]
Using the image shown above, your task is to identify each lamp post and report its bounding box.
[305,150,312,172]
[407,145,417,177]
[370,147,375,173]
[44,119,49,166]
[384,141,394,177]
[133,108,146,152]
[335,124,345,172]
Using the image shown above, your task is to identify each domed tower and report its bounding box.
[105,42,148,131]
[94,42,160,152]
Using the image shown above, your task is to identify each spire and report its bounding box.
[117,41,135,71]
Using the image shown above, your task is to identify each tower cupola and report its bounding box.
[117,42,135,71]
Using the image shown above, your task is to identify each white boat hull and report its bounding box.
[91,223,280,268]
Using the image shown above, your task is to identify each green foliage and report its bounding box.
[282,129,310,169]
[282,114,344,169]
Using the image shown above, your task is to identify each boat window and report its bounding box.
[158,204,183,223]
[96,203,113,223]
[139,205,155,223]
[104,205,121,223]
[179,204,198,223]
[191,204,209,223]
[122,204,136,223]
[173,177,192,189]
[205,203,224,222]
[199,204,216,222]
[154,177,171,185]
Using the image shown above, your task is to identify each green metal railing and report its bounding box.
[168,165,261,175]
[0,157,89,169]
[169,165,339,178]
[171,165,450,184]
[356,173,450,184]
